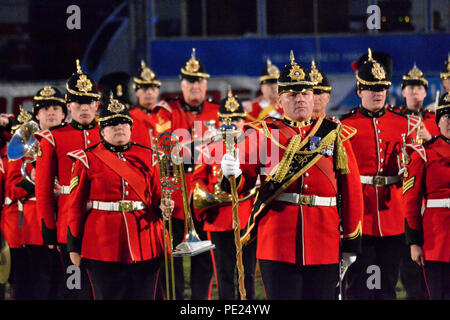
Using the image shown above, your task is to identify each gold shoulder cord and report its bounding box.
[272,134,302,183]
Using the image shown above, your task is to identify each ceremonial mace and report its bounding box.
[220,119,246,300]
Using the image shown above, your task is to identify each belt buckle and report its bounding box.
[373,176,386,187]
[118,201,133,212]
[445,199,450,209]
[299,195,312,206]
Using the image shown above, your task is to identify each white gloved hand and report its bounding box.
[221,149,242,178]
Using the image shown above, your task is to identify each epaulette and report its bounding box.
[406,114,421,136]
[339,107,358,121]
[34,129,55,147]
[206,97,219,105]
[338,124,357,142]
[406,143,427,162]
[67,149,89,168]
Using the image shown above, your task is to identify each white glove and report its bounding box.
[221,149,242,178]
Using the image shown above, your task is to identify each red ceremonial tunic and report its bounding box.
[35,121,101,244]
[152,98,220,220]
[66,142,164,263]
[192,140,253,232]
[3,159,42,246]
[231,117,363,265]
[0,153,24,248]
[341,106,419,237]
[403,137,450,263]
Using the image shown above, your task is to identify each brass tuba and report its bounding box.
[193,165,258,212]
[156,132,215,259]
[7,118,40,185]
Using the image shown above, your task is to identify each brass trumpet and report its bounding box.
[156,133,178,300]
[193,165,258,212]
[155,132,215,298]
[170,135,215,257]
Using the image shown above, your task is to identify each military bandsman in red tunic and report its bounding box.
[245,59,282,122]
[404,92,450,300]
[10,88,67,299]
[391,64,440,142]
[152,49,220,300]
[35,60,101,299]
[129,61,167,147]
[309,60,334,121]
[341,49,420,300]
[221,52,363,300]
[67,96,167,300]
[389,64,439,299]
[192,88,257,300]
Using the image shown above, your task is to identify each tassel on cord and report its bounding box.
[336,126,350,174]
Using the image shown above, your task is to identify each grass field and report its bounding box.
[0,258,407,300]
[181,257,407,300]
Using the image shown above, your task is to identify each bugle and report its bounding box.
[156,133,178,300]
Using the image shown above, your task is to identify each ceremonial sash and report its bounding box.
[90,144,150,206]
[241,118,340,245]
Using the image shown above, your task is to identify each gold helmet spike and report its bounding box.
[267,58,272,68]
[224,85,240,113]
[141,60,146,69]
[290,50,296,65]
[227,84,233,97]
[76,59,82,74]
[367,48,373,61]
[309,60,323,85]
[191,48,196,59]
